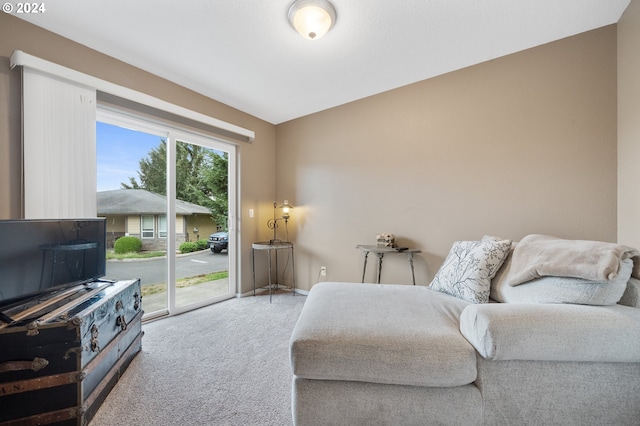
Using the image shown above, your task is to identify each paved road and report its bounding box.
[105,250,228,286]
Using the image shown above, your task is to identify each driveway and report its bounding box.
[105,250,228,285]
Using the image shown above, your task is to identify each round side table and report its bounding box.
[252,241,295,303]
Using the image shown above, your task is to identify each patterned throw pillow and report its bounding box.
[430,240,512,303]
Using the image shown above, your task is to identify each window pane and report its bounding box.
[141,215,155,238]
[158,215,167,238]
[174,140,231,309]
[97,121,169,317]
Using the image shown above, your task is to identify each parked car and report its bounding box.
[208,231,228,253]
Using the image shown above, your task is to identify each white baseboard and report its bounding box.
[238,286,308,298]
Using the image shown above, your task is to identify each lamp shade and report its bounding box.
[288,0,336,40]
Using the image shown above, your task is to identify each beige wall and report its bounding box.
[1,13,631,295]
[175,215,185,237]
[276,26,619,290]
[0,14,276,294]
[127,215,141,235]
[618,0,640,249]
[186,215,218,242]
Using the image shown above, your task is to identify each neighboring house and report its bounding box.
[97,189,218,250]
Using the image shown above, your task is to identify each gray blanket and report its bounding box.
[507,234,640,286]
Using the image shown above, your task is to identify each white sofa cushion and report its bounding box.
[620,277,640,308]
[293,378,483,426]
[494,258,632,305]
[430,239,511,303]
[290,282,477,387]
[459,302,640,362]
[491,238,632,305]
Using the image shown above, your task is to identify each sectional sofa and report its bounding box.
[289,235,640,425]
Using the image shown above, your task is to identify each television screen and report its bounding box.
[0,218,106,307]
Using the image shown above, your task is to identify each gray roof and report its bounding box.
[97,189,211,216]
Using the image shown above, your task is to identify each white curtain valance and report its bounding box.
[12,50,255,220]
[10,50,255,143]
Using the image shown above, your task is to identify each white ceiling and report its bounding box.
[16,0,630,124]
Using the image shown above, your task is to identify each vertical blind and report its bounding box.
[22,68,97,218]
[12,50,254,221]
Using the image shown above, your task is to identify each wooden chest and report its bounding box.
[0,279,143,426]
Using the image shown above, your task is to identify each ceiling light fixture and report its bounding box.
[288,0,337,40]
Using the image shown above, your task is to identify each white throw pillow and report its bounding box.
[430,240,512,303]
[494,258,632,306]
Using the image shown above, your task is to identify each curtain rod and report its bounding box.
[10,50,255,143]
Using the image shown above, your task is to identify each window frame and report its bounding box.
[97,108,238,319]
[141,214,155,239]
[158,214,167,238]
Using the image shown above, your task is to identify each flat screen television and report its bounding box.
[0,218,106,308]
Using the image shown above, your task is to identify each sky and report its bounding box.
[96,122,163,192]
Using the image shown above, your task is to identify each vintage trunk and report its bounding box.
[0,278,143,426]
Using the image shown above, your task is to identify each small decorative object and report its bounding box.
[267,200,294,244]
[376,233,396,248]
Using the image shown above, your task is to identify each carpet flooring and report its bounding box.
[89,291,306,426]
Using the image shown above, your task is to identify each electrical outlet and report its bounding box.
[320,266,327,276]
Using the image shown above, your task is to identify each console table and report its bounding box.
[356,245,421,285]
[252,241,295,302]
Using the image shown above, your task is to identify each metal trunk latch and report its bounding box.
[115,298,127,330]
[90,324,100,352]
[116,315,127,331]
[26,320,40,336]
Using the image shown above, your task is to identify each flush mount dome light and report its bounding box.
[288,0,337,40]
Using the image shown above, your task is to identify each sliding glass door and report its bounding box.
[96,122,169,315]
[96,111,237,319]
[172,136,236,311]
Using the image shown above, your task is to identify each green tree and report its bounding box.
[175,142,209,204]
[122,140,229,228]
[121,140,167,195]
[204,151,228,227]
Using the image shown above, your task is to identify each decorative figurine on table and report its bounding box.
[376,233,396,248]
